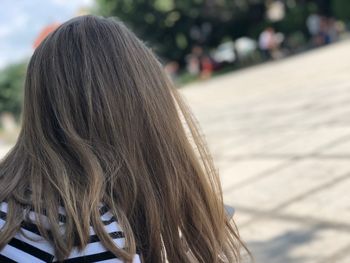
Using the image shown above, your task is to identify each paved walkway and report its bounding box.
[181,40,350,263]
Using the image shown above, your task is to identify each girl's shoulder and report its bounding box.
[0,201,141,263]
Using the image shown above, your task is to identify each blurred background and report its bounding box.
[1,0,350,262]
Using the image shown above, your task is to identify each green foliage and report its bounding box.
[95,1,332,65]
[332,0,350,21]
[0,63,26,118]
[275,5,308,35]
[96,0,265,63]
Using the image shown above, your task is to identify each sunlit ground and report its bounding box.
[182,39,350,263]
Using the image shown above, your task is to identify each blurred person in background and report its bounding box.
[200,55,214,79]
[258,27,283,60]
[0,15,249,263]
[186,45,216,80]
[325,17,339,43]
[259,27,274,60]
[306,12,322,46]
[186,46,203,77]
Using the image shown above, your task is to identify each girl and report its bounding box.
[0,15,247,263]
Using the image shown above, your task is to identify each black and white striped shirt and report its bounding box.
[0,202,141,262]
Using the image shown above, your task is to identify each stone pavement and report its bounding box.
[181,40,350,263]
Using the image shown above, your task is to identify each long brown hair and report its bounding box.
[0,15,247,262]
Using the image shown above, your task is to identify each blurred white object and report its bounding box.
[235,37,257,58]
[267,1,285,22]
[306,14,321,36]
[211,41,236,63]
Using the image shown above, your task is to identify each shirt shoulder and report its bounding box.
[0,201,141,263]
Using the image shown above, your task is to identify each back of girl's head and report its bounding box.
[0,15,247,262]
[24,15,173,150]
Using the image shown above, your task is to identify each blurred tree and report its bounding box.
[96,0,338,65]
[275,3,308,36]
[0,63,26,119]
[331,0,350,21]
[96,0,266,64]
[310,0,331,16]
